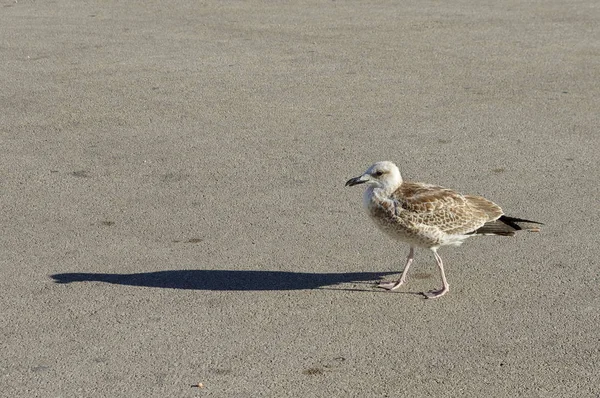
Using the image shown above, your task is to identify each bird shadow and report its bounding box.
[50,270,403,292]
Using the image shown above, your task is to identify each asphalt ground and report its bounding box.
[1,1,599,397]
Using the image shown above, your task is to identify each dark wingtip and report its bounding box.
[499,215,544,231]
[500,215,544,224]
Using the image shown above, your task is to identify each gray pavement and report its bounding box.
[1,0,599,397]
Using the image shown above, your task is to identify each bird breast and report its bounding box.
[363,187,450,248]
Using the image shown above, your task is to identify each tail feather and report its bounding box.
[470,215,543,236]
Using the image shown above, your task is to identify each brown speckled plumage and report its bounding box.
[366,182,505,248]
[346,161,542,298]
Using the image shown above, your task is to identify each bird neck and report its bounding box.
[363,182,399,208]
[376,179,402,197]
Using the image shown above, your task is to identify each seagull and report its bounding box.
[345,161,542,298]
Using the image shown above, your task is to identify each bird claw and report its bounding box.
[422,287,449,299]
[377,279,405,291]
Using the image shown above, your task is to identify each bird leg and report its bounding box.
[378,247,414,290]
[423,250,449,299]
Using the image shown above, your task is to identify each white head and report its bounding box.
[345,161,403,191]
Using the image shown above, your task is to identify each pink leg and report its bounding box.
[378,247,414,291]
[423,250,449,299]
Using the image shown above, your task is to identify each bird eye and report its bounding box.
[374,171,384,177]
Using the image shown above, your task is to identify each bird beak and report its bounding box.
[345,175,368,187]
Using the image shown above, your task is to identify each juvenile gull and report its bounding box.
[346,161,542,298]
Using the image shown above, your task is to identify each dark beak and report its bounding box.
[345,176,366,187]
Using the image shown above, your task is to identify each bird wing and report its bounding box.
[391,182,502,235]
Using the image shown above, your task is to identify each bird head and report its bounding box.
[345,161,403,191]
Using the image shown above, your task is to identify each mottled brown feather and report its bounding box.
[463,195,504,221]
[389,182,502,236]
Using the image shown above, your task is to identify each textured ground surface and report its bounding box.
[2,0,599,397]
